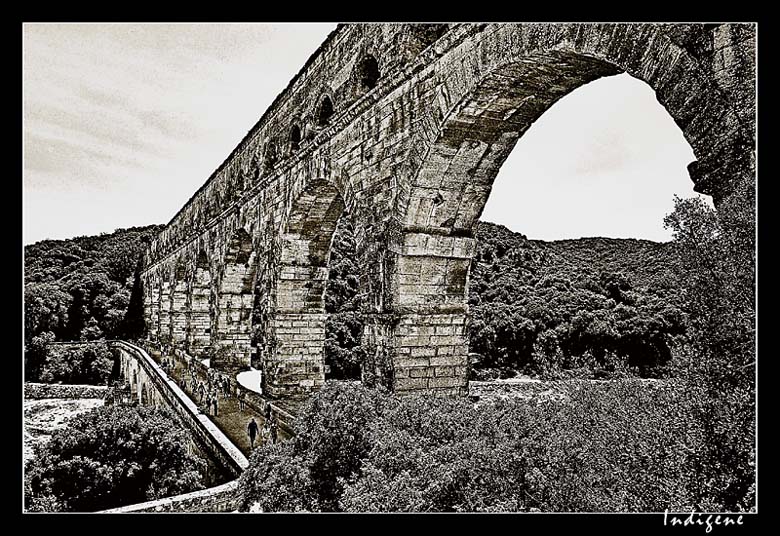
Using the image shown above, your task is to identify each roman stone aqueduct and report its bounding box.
[141,23,755,402]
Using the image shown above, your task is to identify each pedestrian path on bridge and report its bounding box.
[149,350,288,458]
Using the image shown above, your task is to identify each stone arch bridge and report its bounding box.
[141,23,755,402]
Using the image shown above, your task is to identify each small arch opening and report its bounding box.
[317,95,334,126]
[359,55,380,92]
[413,24,449,50]
[264,142,277,171]
[290,124,302,153]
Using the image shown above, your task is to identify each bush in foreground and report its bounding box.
[238,380,740,512]
[25,405,206,512]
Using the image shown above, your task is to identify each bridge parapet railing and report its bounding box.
[166,346,297,438]
[34,339,251,512]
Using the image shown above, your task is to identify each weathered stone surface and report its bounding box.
[102,480,240,513]
[140,23,755,404]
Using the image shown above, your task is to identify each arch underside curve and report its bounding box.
[369,26,754,396]
[400,46,752,234]
[265,178,346,400]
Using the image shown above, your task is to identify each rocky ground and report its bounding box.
[23,398,104,465]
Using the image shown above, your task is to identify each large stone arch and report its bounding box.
[169,261,188,346]
[158,276,172,345]
[188,249,213,355]
[214,228,257,369]
[265,178,346,400]
[398,27,752,230]
[363,24,755,396]
[143,279,158,340]
[139,24,754,401]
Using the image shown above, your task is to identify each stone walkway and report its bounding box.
[150,351,279,458]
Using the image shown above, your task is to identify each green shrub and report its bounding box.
[37,343,115,385]
[25,405,206,512]
[238,380,726,512]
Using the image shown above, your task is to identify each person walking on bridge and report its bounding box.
[262,419,271,445]
[247,417,259,449]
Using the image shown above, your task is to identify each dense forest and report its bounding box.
[323,217,687,380]
[467,222,686,379]
[23,218,687,382]
[24,225,163,380]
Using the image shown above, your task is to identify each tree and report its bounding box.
[238,381,706,512]
[24,224,163,344]
[25,331,55,382]
[323,213,364,379]
[38,342,115,385]
[24,284,71,344]
[120,259,147,340]
[239,383,389,511]
[663,181,756,511]
[25,405,206,512]
[80,316,104,341]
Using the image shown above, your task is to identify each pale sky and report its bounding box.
[23,23,708,245]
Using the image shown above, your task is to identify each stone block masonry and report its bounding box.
[265,313,327,400]
[102,480,240,513]
[139,23,754,404]
[387,313,469,397]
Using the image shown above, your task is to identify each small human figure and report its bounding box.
[238,390,245,411]
[262,420,271,445]
[213,395,219,417]
[264,401,272,421]
[269,417,278,444]
[247,417,259,448]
